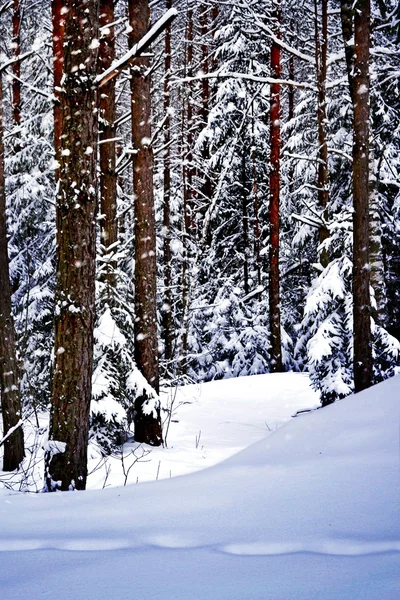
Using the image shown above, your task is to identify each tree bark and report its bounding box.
[314,0,330,268]
[0,75,24,472]
[352,0,373,393]
[99,0,118,291]
[269,1,283,373]
[128,0,162,446]
[12,0,21,131]
[45,0,99,491]
[181,1,195,374]
[52,0,64,169]
[242,152,249,296]
[162,0,173,365]
[199,3,213,214]
[340,0,355,104]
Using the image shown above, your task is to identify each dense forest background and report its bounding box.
[0,0,399,490]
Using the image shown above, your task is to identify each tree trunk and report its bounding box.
[181,1,195,374]
[12,0,21,131]
[314,0,330,268]
[352,0,373,393]
[45,0,99,491]
[199,3,213,215]
[162,0,173,366]
[52,0,64,169]
[241,152,249,296]
[99,0,118,292]
[269,2,283,373]
[0,75,24,472]
[128,0,162,446]
[340,0,355,104]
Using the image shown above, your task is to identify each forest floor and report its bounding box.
[0,372,399,599]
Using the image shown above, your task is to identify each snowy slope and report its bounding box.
[0,374,399,599]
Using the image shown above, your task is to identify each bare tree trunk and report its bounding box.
[162,0,173,366]
[288,55,295,200]
[0,75,24,472]
[99,0,117,292]
[352,0,373,392]
[251,89,261,293]
[12,0,21,132]
[128,0,162,446]
[199,3,212,216]
[181,2,195,374]
[269,1,283,373]
[242,152,249,296]
[314,0,330,268]
[52,0,64,171]
[45,0,99,491]
[340,0,355,104]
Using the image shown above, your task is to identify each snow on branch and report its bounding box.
[173,71,316,91]
[0,419,23,448]
[0,49,34,73]
[96,7,178,88]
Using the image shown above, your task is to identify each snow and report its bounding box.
[1,373,399,599]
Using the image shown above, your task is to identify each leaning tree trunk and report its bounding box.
[268,1,284,373]
[99,0,118,292]
[44,0,99,491]
[352,0,373,393]
[128,0,162,446]
[0,75,24,472]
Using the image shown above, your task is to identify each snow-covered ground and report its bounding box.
[1,373,399,599]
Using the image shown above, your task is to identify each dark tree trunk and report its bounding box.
[52,0,64,169]
[181,2,195,373]
[241,153,249,296]
[268,3,283,373]
[199,3,213,213]
[0,75,24,472]
[12,0,21,131]
[314,0,330,268]
[340,0,355,104]
[162,0,173,365]
[352,0,373,393]
[251,82,261,293]
[128,0,162,446]
[99,0,118,291]
[288,55,295,200]
[45,0,99,491]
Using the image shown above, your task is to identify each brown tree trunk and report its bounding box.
[242,153,249,296]
[162,0,173,366]
[99,0,118,292]
[52,0,64,169]
[352,0,372,393]
[199,4,213,214]
[314,0,330,267]
[45,0,99,491]
[0,75,24,472]
[288,55,295,200]
[269,2,283,373]
[340,0,355,104]
[251,87,261,293]
[12,0,21,131]
[128,0,162,446]
[181,2,195,374]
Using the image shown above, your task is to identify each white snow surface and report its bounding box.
[1,373,399,599]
